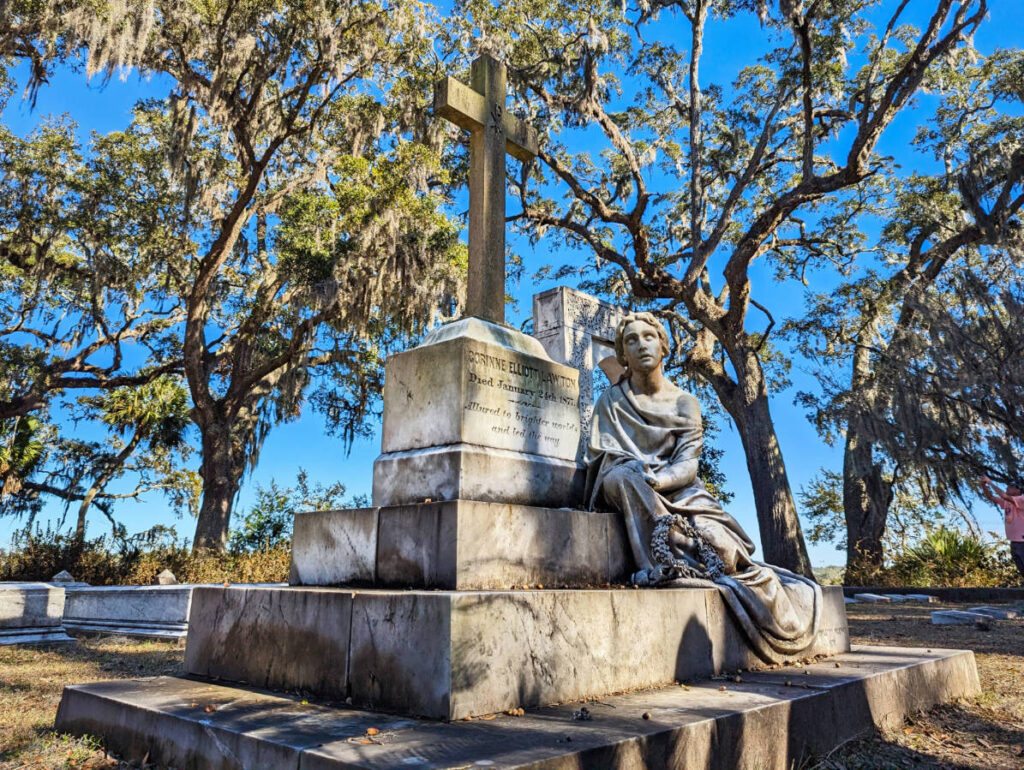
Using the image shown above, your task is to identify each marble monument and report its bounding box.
[53,55,978,769]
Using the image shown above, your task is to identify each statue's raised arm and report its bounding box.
[585,312,822,661]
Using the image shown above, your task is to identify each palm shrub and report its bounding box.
[889,527,1007,587]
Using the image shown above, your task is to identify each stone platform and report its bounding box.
[0,583,75,645]
[289,500,631,589]
[181,584,849,720]
[55,645,980,769]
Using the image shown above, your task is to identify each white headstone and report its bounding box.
[532,287,629,459]
[156,569,179,585]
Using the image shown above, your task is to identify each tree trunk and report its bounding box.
[708,346,814,578]
[192,422,244,553]
[732,390,814,577]
[74,431,142,542]
[840,338,892,585]
[842,420,891,585]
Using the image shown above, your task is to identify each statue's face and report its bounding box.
[621,320,664,374]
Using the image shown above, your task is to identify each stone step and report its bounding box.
[182,584,849,720]
[54,645,980,770]
[289,500,630,589]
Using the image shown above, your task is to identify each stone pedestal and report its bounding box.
[288,500,631,589]
[372,318,584,508]
[182,584,850,721]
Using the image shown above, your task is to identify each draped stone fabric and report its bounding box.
[585,378,821,661]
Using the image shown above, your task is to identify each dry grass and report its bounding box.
[0,636,183,769]
[813,601,1024,769]
[0,603,1021,768]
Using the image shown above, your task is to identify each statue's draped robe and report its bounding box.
[586,379,821,661]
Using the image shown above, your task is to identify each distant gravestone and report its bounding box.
[156,570,178,586]
[532,287,628,459]
[50,570,88,587]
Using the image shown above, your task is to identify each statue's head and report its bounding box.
[614,312,670,369]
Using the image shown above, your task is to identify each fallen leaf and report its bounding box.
[366,727,379,736]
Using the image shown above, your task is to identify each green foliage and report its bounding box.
[229,470,364,553]
[798,469,845,548]
[886,527,1018,588]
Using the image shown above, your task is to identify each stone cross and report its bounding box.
[435,54,538,326]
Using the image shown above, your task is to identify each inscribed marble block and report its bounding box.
[373,317,584,507]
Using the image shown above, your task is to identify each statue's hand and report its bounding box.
[643,471,662,490]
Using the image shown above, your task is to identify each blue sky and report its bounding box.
[2,1,1019,566]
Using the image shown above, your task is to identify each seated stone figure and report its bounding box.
[585,312,821,661]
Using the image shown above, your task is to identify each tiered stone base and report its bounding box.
[55,646,981,769]
[181,584,849,720]
[288,500,631,588]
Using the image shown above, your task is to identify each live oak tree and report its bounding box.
[0,108,195,528]
[792,47,1024,582]
[62,0,465,551]
[3,1,465,551]
[449,0,989,575]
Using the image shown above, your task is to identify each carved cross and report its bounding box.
[435,54,538,326]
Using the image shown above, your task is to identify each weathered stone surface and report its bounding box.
[741,645,980,736]
[904,594,939,603]
[434,56,538,326]
[184,586,352,698]
[289,507,378,585]
[0,583,74,645]
[967,605,1020,619]
[55,677,373,770]
[373,318,583,508]
[55,645,978,770]
[379,319,580,459]
[372,443,584,509]
[290,500,630,590]
[931,610,994,625]
[853,593,891,603]
[156,570,178,585]
[882,594,910,602]
[63,585,197,640]
[184,585,848,720]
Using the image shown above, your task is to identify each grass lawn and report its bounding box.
[0,602,1021,768]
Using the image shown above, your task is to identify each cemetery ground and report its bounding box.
[0,604,1020,769]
